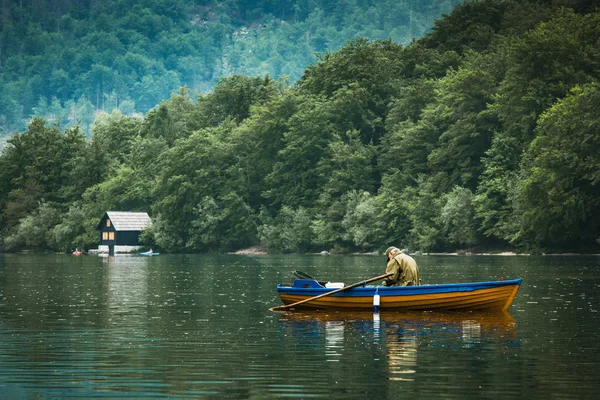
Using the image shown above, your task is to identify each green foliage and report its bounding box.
[426,49,505,189]
[263,95,336,208]
[0,118,87,232]
[474,134,521,241]
[258,206,314,253]
[514,83,600,251]
[319,130,378,198]
[491,8,600,144]
[314,189,390,252]
[341,191,386,250]
[423,0,512,54]
[140,87,196,145]
[387,79,437,126]
[440,186,478,247]
[4,202,61,251]
[187,194,257,252]
[151,123,241,251]
[2,1,600,254]
[48,204,98,252]
[194,75,278,127]
[91,110,142,164]
[83,166,152,215]
[301,39,405,145]
[0,0,460,138]
[228,89,300,209]
[398,177,446,251]
[144,214,184,252]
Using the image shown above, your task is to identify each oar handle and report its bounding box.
[269,272,393,312]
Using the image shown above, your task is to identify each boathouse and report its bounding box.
[96,211,151,254]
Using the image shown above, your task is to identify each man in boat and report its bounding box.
[382,247,420,286]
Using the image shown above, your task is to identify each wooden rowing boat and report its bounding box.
[276,278,523,312]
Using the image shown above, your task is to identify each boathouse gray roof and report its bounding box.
[102,211,151,231]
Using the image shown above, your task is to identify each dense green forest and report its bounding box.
[0,0,461,138]
[1,0,600,254]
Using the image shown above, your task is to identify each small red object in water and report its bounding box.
[498,277,504,281]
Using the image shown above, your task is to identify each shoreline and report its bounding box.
[4,248,599,256]
[232,248,600,256]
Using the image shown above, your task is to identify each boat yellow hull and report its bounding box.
[278,279,522,312]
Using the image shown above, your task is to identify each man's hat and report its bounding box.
[385,246,399,256]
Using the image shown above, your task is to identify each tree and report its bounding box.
[397,176,446,252]
[491,9,600,146]
[263,95,336,208]
[318,129,378,198]
[194,75,278,128]
[341,191,386,250]
[258,206,314,253]
[82,166,152,215]
[48,204,97,252]
[228,89,299,210]
[300,38,405,145]
[0,118,85,224]
[478,9,600,245]
[152,124,237,251]
[140,87,196,146]
[422,0,512,54]
[91,110,141,163]
[474,134,521,241]
[426,49,505,190]
[3,202,61,251]
[187,193,257,252]
[514,83,600,252]
[440,186,478,248]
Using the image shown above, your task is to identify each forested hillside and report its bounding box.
[1,0,599,255]
[0,0,461,138]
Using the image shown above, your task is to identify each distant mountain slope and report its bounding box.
[0,0,462,138]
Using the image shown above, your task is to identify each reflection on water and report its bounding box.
[461,319,482,345]
[373,312,381,343]
[278,310,517,383]
[104,255,149,321]
[386,325,417,380]
[1,254,600,399]
[325,321,344,361]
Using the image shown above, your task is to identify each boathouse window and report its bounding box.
[103,232,108,240]
[107,220,111,227]
[109,232,114,240]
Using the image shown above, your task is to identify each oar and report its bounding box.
[269,272,393,312]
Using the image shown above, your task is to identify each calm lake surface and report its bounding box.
[1,253,599,399]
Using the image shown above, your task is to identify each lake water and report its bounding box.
[1,253,599,399]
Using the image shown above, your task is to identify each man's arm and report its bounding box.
[383,259,399,285]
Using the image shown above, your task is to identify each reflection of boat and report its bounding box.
[276,278,522,311]
[278,310,518,382]
[278,309,516,330]
[278,310,518,352]
[140,250,159,256]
